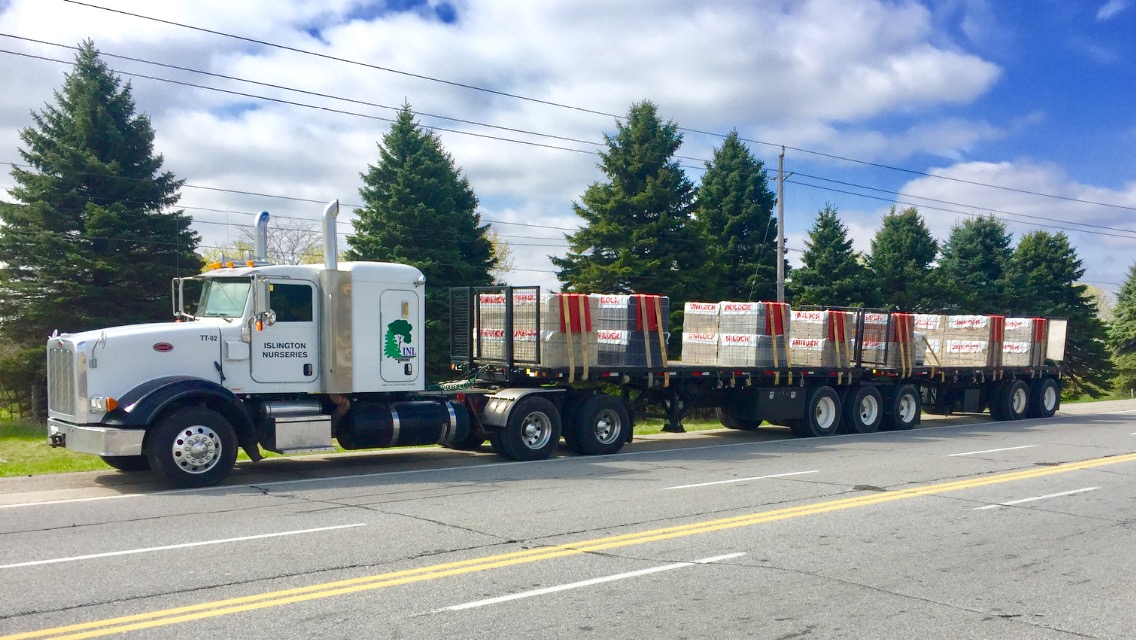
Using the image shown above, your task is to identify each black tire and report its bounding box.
[497,396,561,461]
[146,408,237,488]
[561,398,583,450]
[100,455,150,472]
[444,430,487,451]
[795,386,841,437]
[1028,378,1060,418]
[569,395,631,455]
[487,429,507,456]
[1003,380,1030,420]
[842,385,883,434]
[715,407,762,431]
[987,381,1010,421]
[884,384,920,431]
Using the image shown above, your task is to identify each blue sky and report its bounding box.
[0,0,1134,301]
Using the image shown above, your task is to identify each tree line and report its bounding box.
[0,42,1126,417]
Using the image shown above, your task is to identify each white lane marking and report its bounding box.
[665,470,819,490]
[0,523,365,569]
[441,552,746,611]
[974,487,1099,511]
[0,493,139,510]
[948,445,1037,457]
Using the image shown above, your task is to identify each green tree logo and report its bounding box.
[385,319,414,359]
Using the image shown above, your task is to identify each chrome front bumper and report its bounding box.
[47,419,145,456]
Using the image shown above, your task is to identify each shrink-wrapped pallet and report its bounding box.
[858,312,917,371]
[475,291,599,370]
[1003,317,1048,367]
[940,315,1004,368]
[789,310,856,367]
[717,301,791,367]
[595,294,670,367]
[682,302,720,365]
[913,314,947,367]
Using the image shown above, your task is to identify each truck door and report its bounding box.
[380,289,422,383]
[251,281,319,384]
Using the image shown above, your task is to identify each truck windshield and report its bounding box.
[197,278,251,318]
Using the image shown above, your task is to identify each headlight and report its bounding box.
[88,396,119,413]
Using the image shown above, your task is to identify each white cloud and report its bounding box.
[1096,0,1130,21]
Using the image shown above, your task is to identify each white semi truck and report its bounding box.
[46,200,1066,489]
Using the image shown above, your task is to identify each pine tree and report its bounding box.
[697,131,780,301]
[1109,262,1136,394]
[552,101,707,317]
[866,206,938,311]
[936,215,1015,314]
[346,105,495,377]
[792,204,875,307]
[1011,231,1113,398]
[0,40,201,410]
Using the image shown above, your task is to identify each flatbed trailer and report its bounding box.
[449,287,1065,461]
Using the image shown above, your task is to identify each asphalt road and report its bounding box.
[1,401,1134,639]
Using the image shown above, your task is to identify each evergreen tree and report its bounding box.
[1109,262,1136,394]
[866,206,938,311]
[935,215,1015,314]
[0,40,200,410]
[792,204,876,307]
[552,101,707,318]
[346,105,495,377]
[1011,231,1113,398]
[697,131,780,301]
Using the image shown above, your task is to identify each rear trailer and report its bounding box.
[449,287,1065,458]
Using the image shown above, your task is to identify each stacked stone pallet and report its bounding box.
[913,314,947,367]
[858,312,917,370]
[681,301,720,365]
[475,291,599,370]
[716,301,791,367]
[1002,317,1048,367]
[789,309,856,367]
[595,294,670,367]
[939,315,1005,368]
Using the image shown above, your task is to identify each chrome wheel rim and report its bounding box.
[171,426,221,474]
[592,408,621,445]
[520,411,552,450]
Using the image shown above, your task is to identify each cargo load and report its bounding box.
[595,294,670,367]
[681,301,721,365]
[476,291,599,371]
[938,315,1005,368]
[1002,317,1048,367]
[790,309,856,367]
[859,312,917,371]
[716,301,790,367]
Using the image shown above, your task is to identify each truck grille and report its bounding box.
[47,346,76,418]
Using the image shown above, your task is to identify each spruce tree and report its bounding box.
[346,105,495,377]
[793,204,875,307]
[697,131,780,301]
[1109,262,1136,395]
[552,101,707,316]
[935,215,1015,314]
[866,206,938,311]
[1010,231,1113,398]
[0,40,200,410]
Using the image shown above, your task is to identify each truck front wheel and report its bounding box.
[147,408,238,488]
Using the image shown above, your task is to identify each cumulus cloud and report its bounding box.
[1096,0,1130,21]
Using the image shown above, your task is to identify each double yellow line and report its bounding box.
[7,451,1136,640]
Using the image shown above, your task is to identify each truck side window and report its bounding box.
[269,283,313,322]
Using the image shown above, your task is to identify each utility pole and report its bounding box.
[776,146,785,303]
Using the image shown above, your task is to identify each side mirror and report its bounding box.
[253,276,274,330]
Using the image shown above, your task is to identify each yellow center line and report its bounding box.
[7,450,1135,640]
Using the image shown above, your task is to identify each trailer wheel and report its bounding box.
[1003,380,1029,420]
[1028,379,1060,418]
[146,408,237,488]
[715,407,762,431]
[842,385,882,434]
[884,385,920,431]
[796,386,841,437]
[570,395,630,455]
[100,455,150,472]
[497,397,561,461]
[987,381,1010,421]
